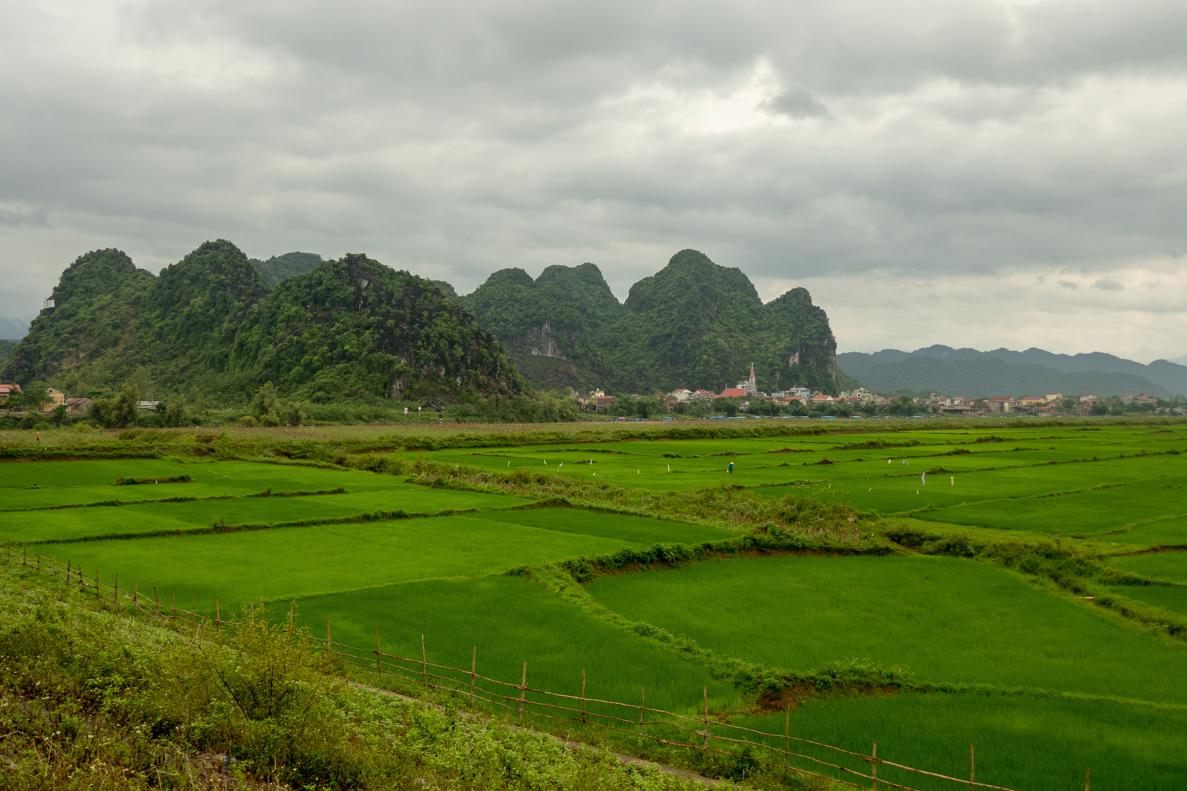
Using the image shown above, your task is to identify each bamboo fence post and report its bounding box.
[154,587,160,616]
[65,559,71,584]
[638,687,645,744]
[326,617,332,651]
[93,568,98,597]
[581,669,587,724]
[132,583,138,609]
[871,741,878,789]
[35,552,39,572]
[518,662,528,722]
[21,546,26,566]
[113,574,118,605]
[702,686,709,751]
[470,646,477,704]
[287,601,295,634]
[1084,768,1091,791]
[420,634,428,688]
[214,599,221,633]
[374,626,381,674]
[969,744,975,789]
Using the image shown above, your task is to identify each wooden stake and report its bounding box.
[171,594,176,618]
[638,687,645,743]
[153,587,160,616]
[581,669,587,724]
[113,574,118,605]
[214,599,221,633]
[132,583,138,609]
[969,744,975,789]
[518,661,528,721]
[326,617,332,651]
[702,686,709,751]
[65,559,71,583]
[470,646,477,704]
[420,634,428,687]
[374,626,381,673]
[871,741,878,789]
[287,601,295,634]
[1084,768,1091,791]
[784,705,791,769]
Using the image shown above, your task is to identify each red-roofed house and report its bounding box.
[0,383,21,404]
[717,387,748,399]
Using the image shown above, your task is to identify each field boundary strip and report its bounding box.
[0,545,1084,791]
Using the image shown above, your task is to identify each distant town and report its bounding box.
[575,365,1187,419]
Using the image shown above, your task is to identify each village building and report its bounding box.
[65,397,92,415]
[0,383,22,404]
[42,388,66,412]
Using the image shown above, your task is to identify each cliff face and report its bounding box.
[465,249,840,394]
[461,263,623,390]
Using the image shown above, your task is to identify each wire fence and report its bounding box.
[6,545,1093,791]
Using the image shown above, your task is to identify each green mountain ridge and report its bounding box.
[838,345,1187,397]
[2,242,522,404]
[250,251,325,288]
[463,249,839,394]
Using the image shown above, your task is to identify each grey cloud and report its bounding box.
[1093,278,1124,291]
[764,87,830,119]
[1057,280,1078,290]
[2,1,1187,360]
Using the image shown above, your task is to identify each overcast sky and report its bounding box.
[2,1,1186,361]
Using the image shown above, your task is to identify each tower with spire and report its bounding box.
[743,363,757,396]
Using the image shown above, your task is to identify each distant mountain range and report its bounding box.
[461,249,839,394]
[0,317,29,340]
[839,346,1187,398]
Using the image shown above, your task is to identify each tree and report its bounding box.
[89,384,138,428]
[21,382,49,413]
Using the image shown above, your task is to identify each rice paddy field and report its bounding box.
[3,419,1187,789]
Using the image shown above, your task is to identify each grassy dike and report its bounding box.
[0,562,743,791]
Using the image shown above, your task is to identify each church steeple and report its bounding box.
[746,363,757,395]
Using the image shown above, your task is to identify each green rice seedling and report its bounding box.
[47,514,639,612]
[588,555,1187,704]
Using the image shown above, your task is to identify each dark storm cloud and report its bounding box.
[1,1,1186,358]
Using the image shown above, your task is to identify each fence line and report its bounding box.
[3,546,1030,791]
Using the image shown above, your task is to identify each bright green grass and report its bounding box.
[1108,584,1187,617]
[0,487,529,544]
[47,515,637,611]
[1105,515,1187,546]
[477,508,733,545]
[271,575,742,716]
[1105,551,1187,585]
[587,555,1187,704]
[915,478,1187,538]
[738,692,1187,791]
[0,459,413,509]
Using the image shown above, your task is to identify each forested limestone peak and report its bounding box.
[3,243,523,405]
[50,249,145,306]
[251,251,324,288]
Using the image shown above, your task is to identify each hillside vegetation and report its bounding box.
[2,242,523,405]
[464,249,839,394]
[0,562,719,791]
